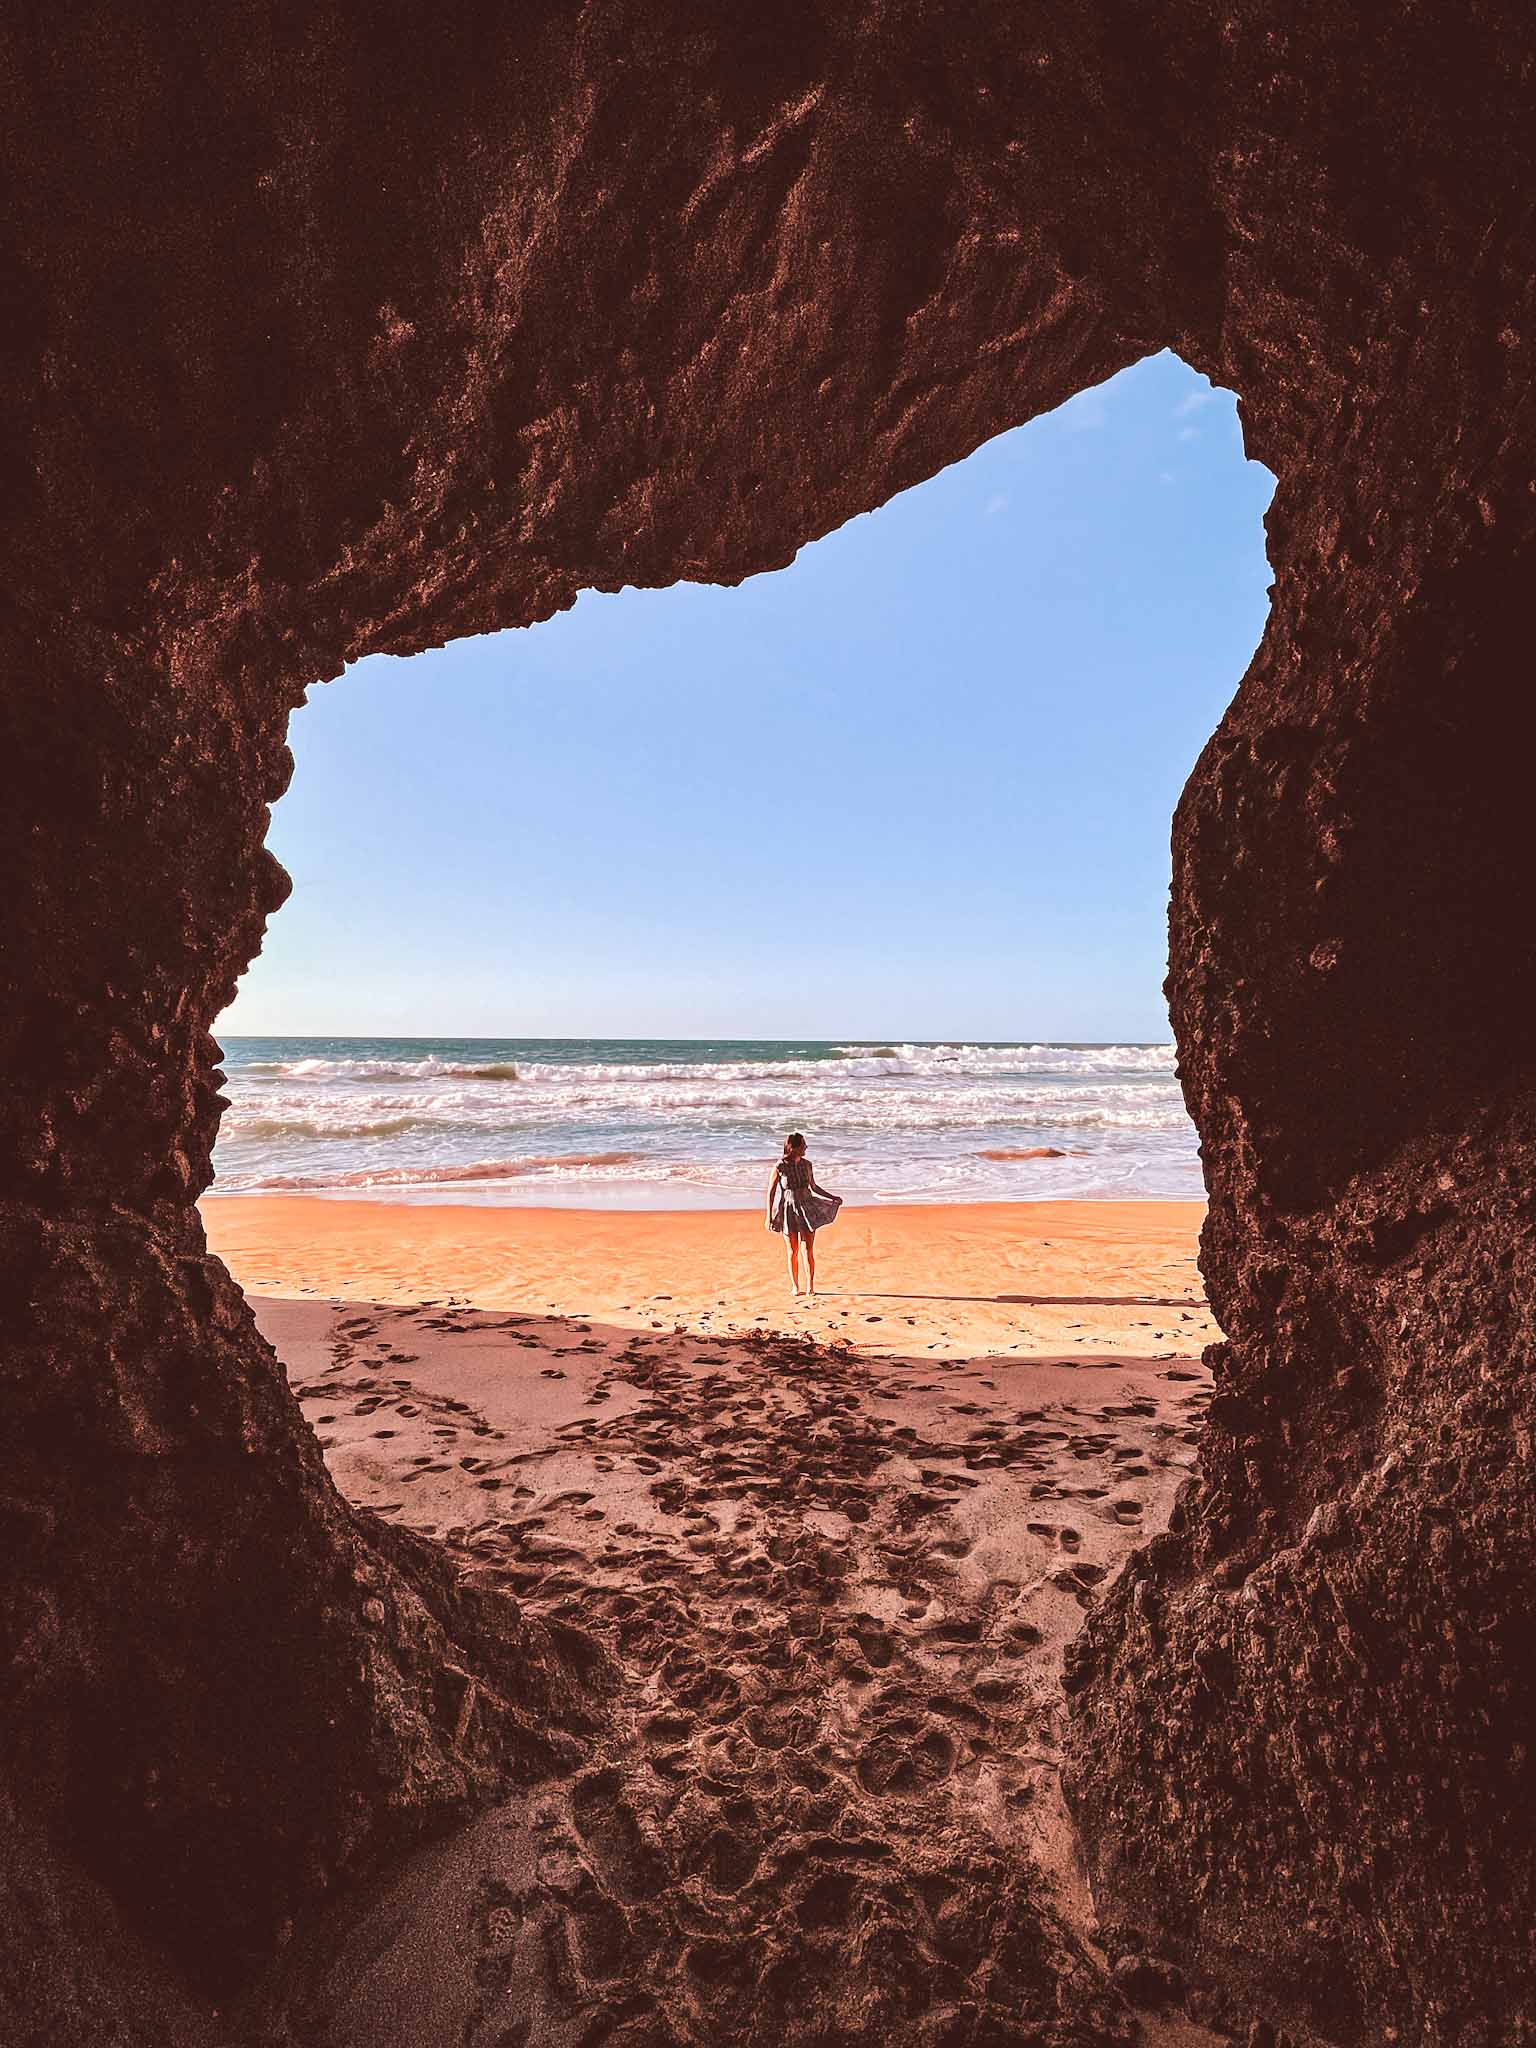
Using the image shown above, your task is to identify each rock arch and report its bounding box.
[2,7,1532,2042]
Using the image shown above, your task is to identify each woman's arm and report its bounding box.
[807,1159,833,1197]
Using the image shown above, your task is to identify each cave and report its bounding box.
[4,8,1533,2045]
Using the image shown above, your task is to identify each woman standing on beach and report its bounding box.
[765,1132,842,1297]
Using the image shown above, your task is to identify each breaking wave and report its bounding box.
[247,1150,644,1192]
[210,1035,1200,1207]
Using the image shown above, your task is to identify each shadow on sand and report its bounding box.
[835,1291,1207,1310]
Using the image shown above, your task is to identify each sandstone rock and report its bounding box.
[1,5,1533,2045]
[1109,1951,1184,2009]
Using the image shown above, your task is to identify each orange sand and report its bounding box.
[202,1196,1214,1363]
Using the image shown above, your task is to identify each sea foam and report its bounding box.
[210,1036,1200,1207]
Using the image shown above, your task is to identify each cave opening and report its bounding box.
[159,341,1270,2020]
[207,348,1274,1231]
[151,342,1275,2027]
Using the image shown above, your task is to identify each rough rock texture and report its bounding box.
[1061,18,1536,2045]
[1,1209,610,1995]
[2,4,1533,2043]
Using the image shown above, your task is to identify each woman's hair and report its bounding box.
[783,1132,806,1157]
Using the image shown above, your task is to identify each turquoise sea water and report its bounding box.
[209,1037,1201,1208]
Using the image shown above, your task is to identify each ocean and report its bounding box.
[208,1037,1202,1208]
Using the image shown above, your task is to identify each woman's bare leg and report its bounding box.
[804,1232,817,1298]
[786,1235,802,1294]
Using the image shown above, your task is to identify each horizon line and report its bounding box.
[214,1028,1175,1045]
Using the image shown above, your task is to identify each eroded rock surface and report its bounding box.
[3,4,1534,2043]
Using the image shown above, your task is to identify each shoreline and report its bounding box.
[199,1186,1199,1210]
[210,1035,1198,1210]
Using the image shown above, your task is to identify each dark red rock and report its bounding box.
[1,5,1532,2046]
[1109,1951,1184,2010]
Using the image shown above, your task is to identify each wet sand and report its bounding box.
[213,1200,1224,2044]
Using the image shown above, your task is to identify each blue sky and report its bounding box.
[220,350,1274,1042]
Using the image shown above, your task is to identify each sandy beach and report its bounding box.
[204,1197,1222,2041]
[203,1196,1214,1364]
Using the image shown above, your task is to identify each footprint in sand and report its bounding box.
[853,1623,897,1669]
[988,1620,1044,1661]
[568,1771,670,1902]
[702,1823,760,1894]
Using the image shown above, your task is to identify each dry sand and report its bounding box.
[207,1199,1224,2045]
[203,1196,1214,1365]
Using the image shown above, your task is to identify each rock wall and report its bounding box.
[2,3,1532,2040]
[1062,15,1536,2043]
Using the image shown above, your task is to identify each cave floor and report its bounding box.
[238,1296,1222,2046]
